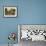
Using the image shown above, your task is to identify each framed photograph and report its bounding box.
[18,24,46,42]
[4,6,17,17]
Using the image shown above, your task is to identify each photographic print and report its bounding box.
[4,6,17,17]
[18,24,46,41]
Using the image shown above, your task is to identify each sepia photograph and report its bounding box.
[4,6,17,17]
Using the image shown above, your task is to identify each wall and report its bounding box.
[0,0,46,44]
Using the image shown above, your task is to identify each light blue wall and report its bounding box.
[0,0,46,44]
